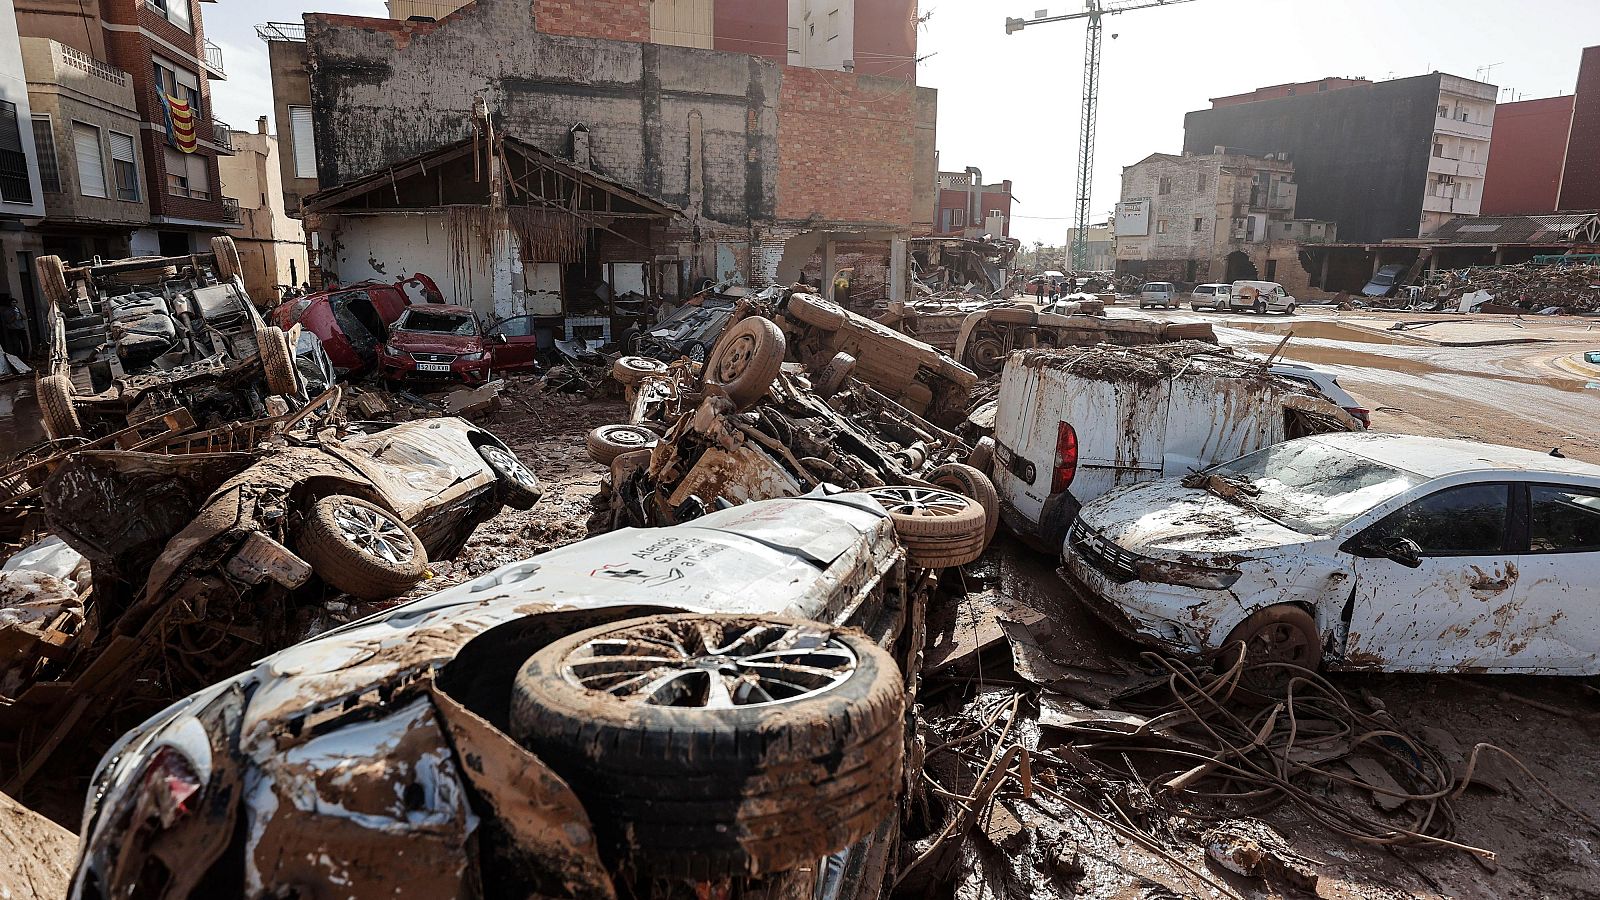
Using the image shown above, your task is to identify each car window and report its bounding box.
[1366,483,1511,555]
[1529,484,1600,552]
[398,309,478,335]
[491,316,535,338]
[1205,440,1425,535]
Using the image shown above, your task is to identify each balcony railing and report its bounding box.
[221,197,242,225]
[203,39,225,77]
[58,44,128,87]
[255,22,306,42]
[212,118,233,152]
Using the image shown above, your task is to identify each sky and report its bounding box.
[206,0,1596,247]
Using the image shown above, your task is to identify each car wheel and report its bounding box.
[929,463,1000,547]
[612,355,667,386]
[1254,300,1267,315]
[967,335,1009,376]
[1219,604,1322,691]
[509,613,903,879]
[36,255,69,308]
[786,293,848,330]
[37,374,82,440]
[813,351,856,398]
[586,424,658,465]
[256,325,302,396]
[478,443,542,509]
[866,485,988,568]
[211,235,243,284]
[704,317,785,409]
[1284,303,1297,316]
[967,436,996,474]
[295,495,428,600]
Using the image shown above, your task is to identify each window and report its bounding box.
[1433,141,1445,157]
[951,207,965,228]
[1367,483,1511,556]
[108,131,138,201]
[1437,104,1449,118]
[988,209,1003,219]
[164,146,209,199]
[1264,259,1277,281]
[152,58,201,118]
[1196,173,1208,192]
[1157,175,1171,195]
[73,121,107,198]
[1193,217,1204,232]
[0,102,31,203]
[145,0,191,32]
[1529,485,1600,553]
[1156,218,1168,234]
[31,117,59,193]
[289,106,317,180]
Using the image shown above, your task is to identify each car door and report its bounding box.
[1342,482,1520,671]
[487,315,541,372]
[1507,482,1600,672]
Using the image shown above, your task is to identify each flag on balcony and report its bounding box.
[161,93,198,153]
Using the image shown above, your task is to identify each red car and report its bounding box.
[379,305,545,385]
[272,274,443,377]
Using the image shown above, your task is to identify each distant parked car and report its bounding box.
[1228,280,1297,315]
[1189,283,1233,311]
[379,304,507,386]
[1137,282,1178,309]
[1361,263,1410,298]
[271,273,444,377]
[1064,432,1600,678]
[1270,363,1370,428]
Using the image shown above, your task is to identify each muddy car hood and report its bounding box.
[389,331,484,354]
[1078,479,1313,558]
[72,491,894,893]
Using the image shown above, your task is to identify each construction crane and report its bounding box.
[1007,0,1198,270]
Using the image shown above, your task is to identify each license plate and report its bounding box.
[416,363,451,372]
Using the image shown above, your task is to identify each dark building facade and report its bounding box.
[1558,45,1600,211]
[1184,73,1496,243]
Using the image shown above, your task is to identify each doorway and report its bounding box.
[1224,250,1258,283]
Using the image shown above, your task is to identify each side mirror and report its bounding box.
[493,333,509,345]
[1382,538,1423,568]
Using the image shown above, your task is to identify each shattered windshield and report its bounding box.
[1203,439,1425,535]
[398,309,477,335]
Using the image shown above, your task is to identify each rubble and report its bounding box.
[1417,262,1600,313]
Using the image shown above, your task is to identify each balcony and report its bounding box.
[23,40,139,111]
[255,22,307,42]
[202,39,226,80]
[1434,116,1492,141]
[210,118,234,153]
[221,197,241,225]
[1427,156,1487,180]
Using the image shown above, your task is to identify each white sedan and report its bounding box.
[1062,432,1600,675]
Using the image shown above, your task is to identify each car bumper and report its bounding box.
[379,355,492,384]
[1059,547,1208,655]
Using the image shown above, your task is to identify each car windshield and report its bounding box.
[398,309,477,335]
[1201,440,1425,535]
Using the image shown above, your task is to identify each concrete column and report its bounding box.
[1428,252,1439,274]
[1493,246,1504,265]
[1371,250,1383,277]
[1318,250,1330,290]
[821,237,837,301]
[889,235,908,305]
[490,225,522,320]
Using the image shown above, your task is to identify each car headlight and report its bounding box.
[383,344,405,358]
[1133,558,1241,590]
[458,351,486,361]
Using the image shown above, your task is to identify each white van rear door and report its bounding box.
[1162,375,1281,476]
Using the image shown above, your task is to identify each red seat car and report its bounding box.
[379,304,545,385]
[272,274,442,377]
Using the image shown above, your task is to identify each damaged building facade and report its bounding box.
[261,0,936,336]
[1113,150,1335,294]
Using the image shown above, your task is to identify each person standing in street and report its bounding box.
[0,296,28,359]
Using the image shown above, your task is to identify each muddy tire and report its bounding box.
[814,351,855,397]
[211,236,243,283]
[478,444,542,510]
[257,325,301,396]
[509,613,903,879]
[968,436,995,474]
[37,374,81,439]
[704,316,785,410]
[929,463,1000,546]
[786,293,847,330]
[586,424,658,465]
[295,495,427,600]
[866,485,988,568]
[36,256,69,308]
[1220,604,1322,692]
[612,355,666,385]
[966,334,1009,376]
[1284,303,1297,316]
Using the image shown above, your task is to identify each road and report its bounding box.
[1115,303,1600,464]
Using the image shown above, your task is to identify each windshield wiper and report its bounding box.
[1184,473,1292,527]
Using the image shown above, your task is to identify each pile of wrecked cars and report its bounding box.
[33,239,325,440]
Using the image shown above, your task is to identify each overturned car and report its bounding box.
[34,240,304,439]
[69,488,987,898]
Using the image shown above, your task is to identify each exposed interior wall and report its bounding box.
[326,213,495,314]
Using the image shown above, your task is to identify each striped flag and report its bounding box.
[163,93,197,153]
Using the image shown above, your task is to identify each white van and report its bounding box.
[1227,280,1297,314]
[988,345,1357,550]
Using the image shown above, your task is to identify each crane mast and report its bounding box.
[1006,0,1199,271]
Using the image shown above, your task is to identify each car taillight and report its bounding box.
[138,747,202,828]
[1051,422,1078,493]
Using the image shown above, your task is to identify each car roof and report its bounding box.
[1141,282,1174,288]
[1195,283,1229,289]
[1232,280,1283,289]
[1304,432,1600,480]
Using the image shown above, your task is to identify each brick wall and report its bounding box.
[1558,45,1600,211]
[776,67,914,225]
[533,0,649,42]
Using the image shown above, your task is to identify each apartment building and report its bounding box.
[1114,150,1335,295]
[16,0,234,259]
[216,118,308,301]
[0,1,45,342]
[1183,73,1497,241]
[931,169,1014,239]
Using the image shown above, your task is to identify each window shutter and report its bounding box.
[186,152,209,197]
[289,107,316,179]
[31,118,59,193]
[108,130,135,165]
[73,122,106,198]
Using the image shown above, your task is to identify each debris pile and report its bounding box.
[1423,262,1600,314]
